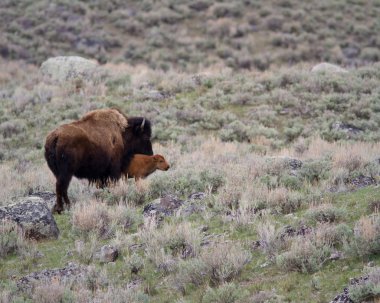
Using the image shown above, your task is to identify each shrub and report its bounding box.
[32,282,67,303]
[266,187,303,214]
[127,253,145,275]
[72,200,110,238]
[200,242,251,285]
[305,204,346,224]
[298,160,330,183]
[0,120,26,138]
[220,121,251,142]
[139,222,202,270]
[74,234,98,264]
[256,222,283,260]
[247,290,285,303]
[348,267,380,303]
[109,204,142,233]
[202,283,248,303]
[172,259,209,294]
[350,215,380,257]
[276,237,331,273]
[0,220,27,258]
[148,169,224,199]
[315,223,352,247]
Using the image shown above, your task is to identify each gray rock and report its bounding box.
[332,122,363,137]
[17,263,87,293]
[29,191,56,211]
[188,192,207,200]
[144,193,208,218]
[179,200,206,217]
[311,62,348,74]
[349,175,376,189]
[367,261,375,267]
[0,197,59,240]
[330,275,369,303]
[95,245,119,263]
[143,194,184,218]
[328,251,344,261]
[40,56,99,82]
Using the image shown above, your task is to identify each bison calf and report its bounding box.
[125,154,170,181]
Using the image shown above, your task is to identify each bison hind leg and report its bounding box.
[54,174,72,214]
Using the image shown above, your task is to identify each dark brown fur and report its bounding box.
[125,154,170,181]
[44,108,153,213]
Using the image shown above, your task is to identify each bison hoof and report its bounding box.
[52,204,63,214]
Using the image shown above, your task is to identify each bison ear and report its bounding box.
[152,155,159,162]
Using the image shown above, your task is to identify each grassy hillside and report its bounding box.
[0,0,380,302]
[0,60,379,302]
[1,0,380,70]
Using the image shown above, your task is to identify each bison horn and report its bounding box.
[141,118,145,129]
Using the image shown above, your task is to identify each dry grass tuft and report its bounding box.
[72,200,110,237]
[200,241,251,285]
[32,282,66,303]
[139,221,202,270]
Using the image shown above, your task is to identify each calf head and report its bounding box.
[153,155,170,171]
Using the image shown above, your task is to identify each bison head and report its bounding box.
[125,117,153,156]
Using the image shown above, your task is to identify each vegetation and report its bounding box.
[0,0,380,302]
[1,0,380,71]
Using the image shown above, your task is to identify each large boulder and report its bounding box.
[40,56,99,82]
[311,62,348,74]
[0,197,59,240]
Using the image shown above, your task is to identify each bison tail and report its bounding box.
[44,133,59,177]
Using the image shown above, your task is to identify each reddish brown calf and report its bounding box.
[125,154,170,181]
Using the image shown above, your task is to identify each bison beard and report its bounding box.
[44,108,153,214]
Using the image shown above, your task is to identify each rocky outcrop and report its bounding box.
[143,192,208,219]
[330,275,370,303]
[17,263,87,293]
[40,56,99,82]
[331,122,363,138]
[0,197,59,240]
[143,194,184,218]
[311,63,348,74]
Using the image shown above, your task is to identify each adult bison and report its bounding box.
[44,108,153,213]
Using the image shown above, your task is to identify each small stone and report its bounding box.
[329,251,344,261]
[200,225,209,232]
[188,192,207,200]
[95,245,119,263]
[367,261,375,267]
